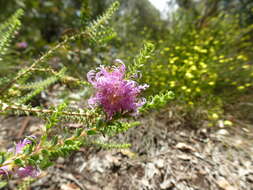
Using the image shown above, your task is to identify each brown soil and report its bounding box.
[0,107,253,190]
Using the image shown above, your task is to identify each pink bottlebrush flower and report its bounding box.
[16,166,39,178]
[87,61,148,119]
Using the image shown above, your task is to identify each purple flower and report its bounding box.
[16,42,28,49]
[0,164,39,178]
[16,166,39,178]
[87,62,148,119]
[14,136,39,178]
[0,164,12,176]
[15,136,36,154]
[15,140,31,154]
[0,136,38,178]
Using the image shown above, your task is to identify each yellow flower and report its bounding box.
[188,60,194,65]
[242,65,250,69]
[229,66,234,70]
[219,59,226,63]
[200,49,207,53]
[182,86,187,90]
[189,65,197,71]
[237,55,248,61]
[211,113,219,120]
[224,120,233,126]
[170,59,175,64]
[185,72,194,79]
[237,86,245,90]
[188,101,194,105]
[186,88,191,93]
[171,65,178,71]
[195,88,201,92]
[169,81,176,87]
[200,62,207,69]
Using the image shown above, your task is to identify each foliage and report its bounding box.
[1,0,253,187]
[0,1,173,186]
[142,9,253,111]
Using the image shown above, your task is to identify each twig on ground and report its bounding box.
[17,117,31,138]
[60,173,87,190]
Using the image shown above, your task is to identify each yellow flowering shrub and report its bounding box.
[141,12,253,108]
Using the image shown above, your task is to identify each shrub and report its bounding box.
[0,2,174,186]
[142,10,253,109]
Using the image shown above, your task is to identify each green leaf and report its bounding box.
[39,159,53,170]
[96,118,104,128]
[87,129,97,135]
[0,153,5,164]
[75,128,83,137]
[41,149,50,156]
[41,134,48,143]
[64,140,74,146]
[51,136,58,146]
[27,158,36,166]
[14,158,24,167]
[30,155,39,161]
[23,144,33,155]
[0,181,7,188]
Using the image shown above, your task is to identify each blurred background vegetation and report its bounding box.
[1,0,253,125]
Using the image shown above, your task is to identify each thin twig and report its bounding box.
[17,116,31,138]
[0,31,88,95]
[0,102,93,118]
[29,68,90,86]
[60,173,88,190]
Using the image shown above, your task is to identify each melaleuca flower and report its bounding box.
[0,164,12,176]
[6,135,36,155]
[16,166,39,178]
[16,41,28,49]
[15,136,34,154]
[0,136,39,178]
[87,61,148,119]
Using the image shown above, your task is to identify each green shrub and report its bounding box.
[142,11,253,108]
